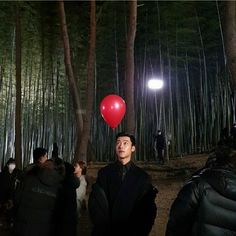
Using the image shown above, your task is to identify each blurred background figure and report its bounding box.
[0,158,22,229]
[52,143,59,160]
[54,158,80,236]
[218,127,229,146]
[154,130,166,165]
[73,160,88,233]
[230,123,236,146]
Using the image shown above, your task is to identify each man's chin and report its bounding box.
[117,156,127,161]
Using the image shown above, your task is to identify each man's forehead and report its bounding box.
[116,136,131,142]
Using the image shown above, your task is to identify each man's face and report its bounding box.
[115,136,135,164]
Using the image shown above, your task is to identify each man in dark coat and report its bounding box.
[88,132,157,236]
[166,140,236,236]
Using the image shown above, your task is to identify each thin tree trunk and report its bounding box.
[58,0,83,160]
[225,1,236,89]
[15,4,22,169]
[125,0,137,134]
[184,52,194,153]
[77,0,96,162]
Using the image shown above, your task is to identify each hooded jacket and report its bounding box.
[166,167,236,236]
[13,164,62,236]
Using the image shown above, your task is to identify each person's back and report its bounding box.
[13,160,63,236]
[166,143,236,236]
[55,159,80,236]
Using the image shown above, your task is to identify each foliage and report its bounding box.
[0,1,233,166]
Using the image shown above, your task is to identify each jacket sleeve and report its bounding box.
[165,179,202,236]
[132,184,158,235]
[88,182,109,221]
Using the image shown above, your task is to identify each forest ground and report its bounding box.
[0,154,208,236]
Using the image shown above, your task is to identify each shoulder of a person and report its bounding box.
[98,162,116,173]
[133,163,148,174]
[23,164,40,176]
[80,175,87,184]
[181,173,209,194]
[131,164,151,182]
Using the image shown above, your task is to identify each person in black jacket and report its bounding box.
[51,145,80,236]
[88,132,157,236]
[166,140,236,236]
[55,158,80,236]
[13,159,64,236]
[154,130,166,164]
[0,158,22,228]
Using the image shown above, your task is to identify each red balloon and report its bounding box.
[100,94,126,129]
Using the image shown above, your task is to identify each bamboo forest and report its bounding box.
[0,0,235,168]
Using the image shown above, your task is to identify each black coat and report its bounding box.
[55,171,80,236]
[13,165,62,236]
[0,168,22,204]
[88,161,157,236]
[166,167,236,236]
[155,134,165,150]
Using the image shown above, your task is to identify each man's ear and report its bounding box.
[131,146,135,152]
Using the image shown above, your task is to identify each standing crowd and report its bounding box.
[1,129,236,236]
[0,146,88,236]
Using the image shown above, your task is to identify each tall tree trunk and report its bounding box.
[77,0,96,162]
[225,1,236,89]
[15,4,22,169]
[58,0,83,160]
[124,0,137,134]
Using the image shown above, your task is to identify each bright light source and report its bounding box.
[147,79,164,90]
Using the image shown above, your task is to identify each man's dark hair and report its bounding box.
[33,147,47,163]
[116,132,136,146]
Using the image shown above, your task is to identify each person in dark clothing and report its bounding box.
[52,154,80,236]
[154,130,166,164]
[88,132,157,236]
[231,123,236,140]
[0,158,22,228]
[55,160,80,236]
[166,140,236,236]
[13,159,64,236]
[52,143,59,160]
